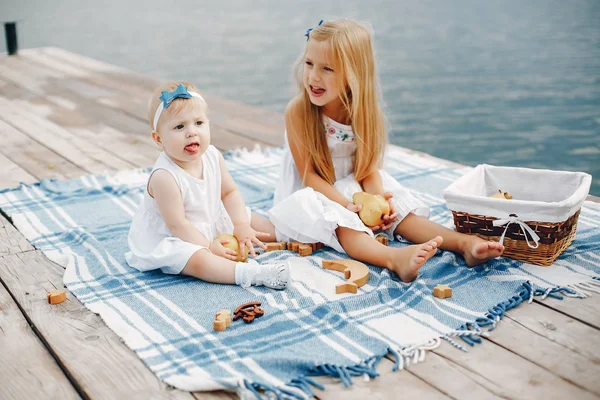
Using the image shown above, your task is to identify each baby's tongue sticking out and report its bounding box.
[185,143,199,153]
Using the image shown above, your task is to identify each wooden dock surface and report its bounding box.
[0,47,599,400]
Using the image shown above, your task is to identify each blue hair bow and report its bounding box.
[304,19,323,40]
[159,83,192,109]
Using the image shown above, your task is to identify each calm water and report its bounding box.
[3,0,599,195]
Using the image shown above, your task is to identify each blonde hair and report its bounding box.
[292,19,386,184]
[147,81,205,130]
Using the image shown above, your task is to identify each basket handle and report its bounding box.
[492,214,540,249]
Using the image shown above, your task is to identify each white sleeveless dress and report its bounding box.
[126,146,246,274]
[269,116,429,253]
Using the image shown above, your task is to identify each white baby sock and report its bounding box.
[235,259,291,290]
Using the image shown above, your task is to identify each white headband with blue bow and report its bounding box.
[153,83,205,130]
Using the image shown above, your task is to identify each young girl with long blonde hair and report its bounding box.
[269,19,504,282]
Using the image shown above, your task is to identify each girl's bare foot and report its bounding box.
[463,238,504,267]
[389,236,443,282]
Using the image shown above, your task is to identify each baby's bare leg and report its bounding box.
[181,249,237,283]
[336,227,442,282]
[395,214,504,266]
[250,212,277,242]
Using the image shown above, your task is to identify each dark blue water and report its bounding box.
[2,0,599,195]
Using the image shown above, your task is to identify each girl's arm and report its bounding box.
[361,170,384,195]
[219,152,267,256]
[150,169,210,246]
[286,99,352,208]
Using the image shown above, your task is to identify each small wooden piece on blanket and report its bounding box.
[433,284,452,299]
[322,260,369,294]
[265,242,286,252]
[233,302,264,324]
[298,244,313,257]
[288,241,321,256]
[376,234,388,246]
[47,289,66,304]
[213,309,232,331]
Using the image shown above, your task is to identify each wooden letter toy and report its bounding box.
[376,235,389,246]
[233,302,264,324]
[433,284,452,299]
[287,241,321,256]
[298,244,313,257]
[47,290,66,305]
[322,259,369,294]
[265,242,286,252]
[213,309,232,331]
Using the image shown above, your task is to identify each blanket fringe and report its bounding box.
[237,278,600,398]
[236,339,443,399]
[454,278,598,348]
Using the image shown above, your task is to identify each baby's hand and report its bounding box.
[210,237,239,261]
[233,224,267,258]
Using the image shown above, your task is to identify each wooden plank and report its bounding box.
[0,281,81,399]
[0,151,37,189]
[69,126,158,169]
[20,48,285,146]
[487,304,600,396]
[312,357,450,400]
[506,302,600,363]
[432,334,598,399]
[0,249,195,400]
[0,212,33,258]
[0,119,85,182]
[400,351,499,399]
[0,96,136,174]
[535,296,600,331]
[0,56,272,153]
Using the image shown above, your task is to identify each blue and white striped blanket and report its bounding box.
[1,145,599,398]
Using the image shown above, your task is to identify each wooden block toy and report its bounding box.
[376,235,388,246]
[315,242,324,250]
[322,259,369,294]
[265,242,283,252]
[47,290,66,304]
[291,242,300,252]
[280,241,287,250]
[213,309,232,331]
[433,284,452,299]
[287,242,294,250]
[298,244,313,257]
[233,302,264,324]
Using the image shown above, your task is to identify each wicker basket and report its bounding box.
[444,164,591,267]
[451,210,580,266]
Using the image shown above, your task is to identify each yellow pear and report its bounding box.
[352,192,390,227]
[489,190,513,200]
[214,233,248,262]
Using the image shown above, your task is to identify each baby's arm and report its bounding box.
[150,169,211,246]
[286,99,352,209]
[218,153,267,256]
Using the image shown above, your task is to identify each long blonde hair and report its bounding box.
[292,19,386,184]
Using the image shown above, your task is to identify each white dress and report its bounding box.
[126,146,246,274]
[269,116,429,253]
